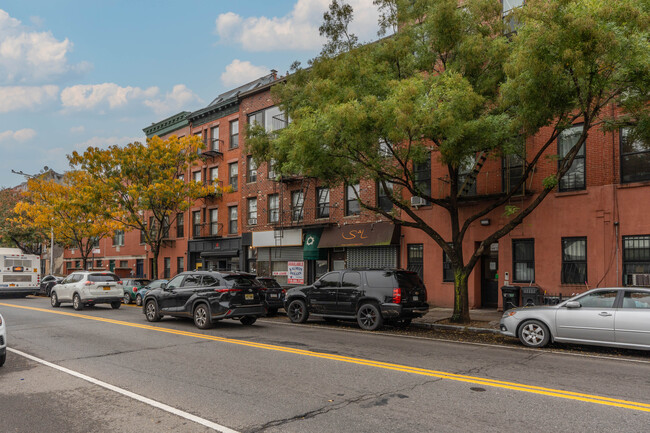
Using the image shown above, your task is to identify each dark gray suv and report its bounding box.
[284,269,429,331]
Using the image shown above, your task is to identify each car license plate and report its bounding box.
[103,286,110,290]
[245,294,254,300]
[413,295,418,301]
[269,293,278,298]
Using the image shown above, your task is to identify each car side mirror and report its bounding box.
[313,280,322,288]
[160,282,168,290]
[565,301,581,309]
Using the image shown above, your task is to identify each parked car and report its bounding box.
[135,279,167,306]
[122,278,151,304]
[284,269,429,331]
[256,277,286,315]
[50,271,124,310]
[500,287,650,350]
[39,275,64,296]
[0,312,6,367]
[142,271,265,329]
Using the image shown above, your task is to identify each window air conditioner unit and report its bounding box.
[410,196,428,207]
[248,218,257,225]
[629,273,650,287]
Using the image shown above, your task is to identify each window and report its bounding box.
[192,210,201,237]
[193,170,201,183]
[512,239,535,283]
[210,126,220,152]
[268,194,279,223]
[407,244,424,280]
[91,237,100,248]
[178,173,185,182]
[503,153,525,195]
[622,291,650,309]
[558,125,585,191]
[620,127,650,183]
[561,237,587,284]
[342,272,361,287]
[503,0,524,33]
[247,156,257,183]
[458,156,477,197]
[228,206,238,235]
[140,228,146,244]
[316,187,330,218]
[96,259,103,268]
[623,235,650,285]
[163,258,171,279]
[229,162,238,191]
[502,0,524,14]
[575,290,618,308]
[209,167,219,184]
[119,260,128,268]
[378,139,391,157]
[318,272,340,287]
[177,257,184,274]
[162,215,170,238]
[176,213,184,238]
[268,159,277,180]
[229,120,239,149]
[248,197,257,225]
[113,230,124,246]
[247,106,287,132]
[345,183,360,216]
[414,156,431,199]
[291,190,304,222]
[377,181,393,212]
[194,131,204,153]
[209,208,219,236]
[442,250,454,282]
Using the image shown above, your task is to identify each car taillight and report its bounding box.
[133,287,138,292]
[393,288,402,304]
[84,281,93,286]
[214,288,242,293]
[282,289,286,294]
[259,287,267,291]
[117,281,122,285]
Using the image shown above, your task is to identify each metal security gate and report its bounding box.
[347,246,398,269]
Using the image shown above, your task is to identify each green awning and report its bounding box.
[303,229,327,260]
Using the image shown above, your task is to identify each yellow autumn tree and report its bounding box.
[13,171,120,269]
[69,135,225,279]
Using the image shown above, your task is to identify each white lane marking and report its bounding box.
[8,347,239,433]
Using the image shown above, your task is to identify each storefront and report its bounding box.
[318,222,400,270]
[252,229,304,285]
[188,233,252,272]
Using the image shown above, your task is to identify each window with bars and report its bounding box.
[561,237,587,284]
[316,187,330,218]
[407,244,424,280]
[558,125,585,191]
[268,194,279,223]
[620,127,650,183]
[513,239,535,283]
[623,235,650,285]
[345,183,360,216]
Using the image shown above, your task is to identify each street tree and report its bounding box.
[69,135,221,279]
[13,171,119,268]
[0,187,48,254]
[247,0,650,322]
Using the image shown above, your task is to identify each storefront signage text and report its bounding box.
[288,261,305,284]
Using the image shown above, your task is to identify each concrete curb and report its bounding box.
[412,321,502,335]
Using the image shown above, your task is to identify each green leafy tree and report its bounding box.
[247,0,650,323]
[69,135,222,279]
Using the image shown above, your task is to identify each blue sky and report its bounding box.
[0,0,380,187]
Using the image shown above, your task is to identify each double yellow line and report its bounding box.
[3,302,650,413]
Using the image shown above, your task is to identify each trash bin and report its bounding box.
[501,286,520,311]
[521,286,543,306]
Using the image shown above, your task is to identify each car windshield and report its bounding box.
[224,275,262,288]
[88,273,120,282]
[395,272,424,289]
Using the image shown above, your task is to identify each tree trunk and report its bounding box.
[450,270,470,323]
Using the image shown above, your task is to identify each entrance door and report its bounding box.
[136,259,143,278]
[481,243,499,308]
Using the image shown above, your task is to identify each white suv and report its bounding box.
[0,312,7,367]
[50,271,124,310]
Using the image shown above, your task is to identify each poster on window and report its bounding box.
[287,261,305,284]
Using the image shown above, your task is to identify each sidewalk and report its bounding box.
[412,307,503,334]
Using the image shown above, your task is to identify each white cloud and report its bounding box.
[0,9,88,84]
[143,84,201,116]
[70,126,85,133]
[0,128,37,142]
[215,0,380,52]
[60,83,159,110]
[73,135,144,151]
[0,85,59,113]
[220,60,270,88]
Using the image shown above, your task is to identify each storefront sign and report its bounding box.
[287,261,305,284]
[253,229,303,247]
[272,271,288,276]
[318,222,398,248]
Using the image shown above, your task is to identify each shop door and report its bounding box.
[136,259,143,278]
[481,243,499,308]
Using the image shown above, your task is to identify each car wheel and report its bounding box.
[111,301,121,309]
[135,294,142,306]
[193,304,212,329]
[0,352,5,367]
[145,300,161,322]
[357,303,383,331]
[50,292,60,308]
[240,316,257,326]
[518,320,550,348]
[266,307,278,316]
[73,294,84,311]
[123,293,131,304]
[287,299,309,323]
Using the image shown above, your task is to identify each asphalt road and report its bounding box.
[1,296,649,433]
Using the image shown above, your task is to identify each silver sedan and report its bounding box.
[500,287,650,350]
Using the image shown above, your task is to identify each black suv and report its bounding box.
[285,269,429,331]
[256,277,286,315]
[142,271,265,329]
